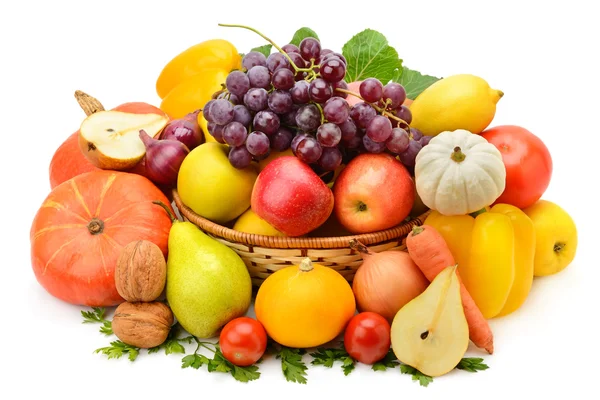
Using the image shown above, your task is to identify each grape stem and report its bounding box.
[334,88,410,127]
[314,102,325,124]
[218,23,316,76]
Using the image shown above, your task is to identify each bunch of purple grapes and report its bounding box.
[202,36,432,173]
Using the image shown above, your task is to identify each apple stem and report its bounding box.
[349,239,373,256]
[152,200,177,223]
[299,258,314,272]
[74,90,105,116]
[451,146,466,163]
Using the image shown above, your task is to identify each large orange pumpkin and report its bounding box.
[31,170,173,306]
[49,102,167,189]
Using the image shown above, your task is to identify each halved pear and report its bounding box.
[79,111,169,170]
[390,265,469,377]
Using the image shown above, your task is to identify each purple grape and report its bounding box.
[253,110,280,135]
[299,37,321,61]
[386,127,410,154]
[320,57,346,83]
[291,133,311,154]
[232,105,252,127]
[419,135,433,146]
[223,121,248,147]
[254,148,271,161]
[266,52,291,72]
[350,102,377,129]
[398,140,423,167]
[280,107,298,125]
[247,66,271,89]
[409,127,423,141]
[296,136,322,164]
[345,134,363,149]
[395,105,413,124]
[209,99,234,125]
[323,97,349,124]
[271,127,294,151]
[366,115,393,143]
[267,90,293,114]
[242,51,267,71]
[316,123,342,147]
[360,78,384,103]
[288,52,307,80]
[363,135,386,153]
[338,118,358,142]
[282,43,300,54]
[291,80,310,104]
[228,146,252,169]
[382,82,406,108]
[332,80,349,99]
[295,104,321,132]
[272,68,295,90]
[323,52,347,65]
[202,99,215,122]
[243,88,268,112]
[217,92,240,105]
[207,122,225,143]
[318,147,343,171]
[309,78,333,103]
[225,71,250,97]
[246,131,271,157]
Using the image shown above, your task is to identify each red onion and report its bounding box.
[139,129,189,187]
[160,109,204,150]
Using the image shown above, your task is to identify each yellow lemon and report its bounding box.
[233,208,286,236]
[177,142,258,224]
[409,74,503,136]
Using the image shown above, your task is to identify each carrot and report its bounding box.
[406,224,494,354]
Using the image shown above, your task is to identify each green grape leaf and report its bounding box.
[250,44,272,58]
[393,66,441,99]
[342,29,403,83]
[290,27,320,47]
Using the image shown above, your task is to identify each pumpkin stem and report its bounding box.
[299,258,314,272]
[87,218,105,235]
[451,146,466,163]
[153,200,177,223]
[349,239,373,256]
[470,207,488,218]
[411,225,425,236]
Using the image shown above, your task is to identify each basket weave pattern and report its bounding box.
[172,190,429,287]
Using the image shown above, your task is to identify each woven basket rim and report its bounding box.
[172,189,430,249]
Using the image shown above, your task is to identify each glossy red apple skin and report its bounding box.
[333,153,414,234]
[251,156,334,237]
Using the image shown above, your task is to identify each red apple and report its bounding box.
[251,156,334,237]
[333,153,414,234]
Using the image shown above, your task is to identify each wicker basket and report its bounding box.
[172,189,430,287]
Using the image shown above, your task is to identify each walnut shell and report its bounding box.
[112,302,174,348]
[115,240,167,302]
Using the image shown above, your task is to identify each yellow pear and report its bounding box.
[390,265,469,377]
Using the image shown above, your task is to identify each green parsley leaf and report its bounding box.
[393,66,440,100]
[342,29,403,84]
[290,27,319,47]
[81,307,113,335]
[372,349,400,371]
[276,347,308,384]
[400,364,434,387]
[147,323,194,355]
[181,354,209,369]
[310,346,355,375]
[456,357,490,373]
[205,345,260,382]
[94,340,139,362]
[250,44,272,58]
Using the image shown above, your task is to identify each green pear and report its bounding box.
[161,205,252,338]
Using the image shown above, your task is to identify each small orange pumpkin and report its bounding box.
[255,258,356,348]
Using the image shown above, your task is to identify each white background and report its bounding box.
[2,0,599,399]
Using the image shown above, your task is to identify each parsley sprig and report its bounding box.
[148,323,195,355]
[268,343,308,384]
[81,307,112,335]
[310,345,355,376]
[94,340,140,361]
[400,364,434,387]
[456,357,490,373]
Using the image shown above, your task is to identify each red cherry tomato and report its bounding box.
[343,312,391,364]
[481,125,553,209]
[219,317,267,367]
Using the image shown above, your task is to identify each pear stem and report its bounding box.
[153,200,177,223]
[349,239,372,256]
[299,258,314,272]
[451,146,466,163]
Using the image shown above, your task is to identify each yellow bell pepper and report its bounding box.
[424,204,535,318]
[156,39,242,99]
[160,67,229,120]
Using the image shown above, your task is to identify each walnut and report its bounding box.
[115,240,167,302]
[112,302,174,348]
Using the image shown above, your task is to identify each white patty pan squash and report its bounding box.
[414,129,506,216]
